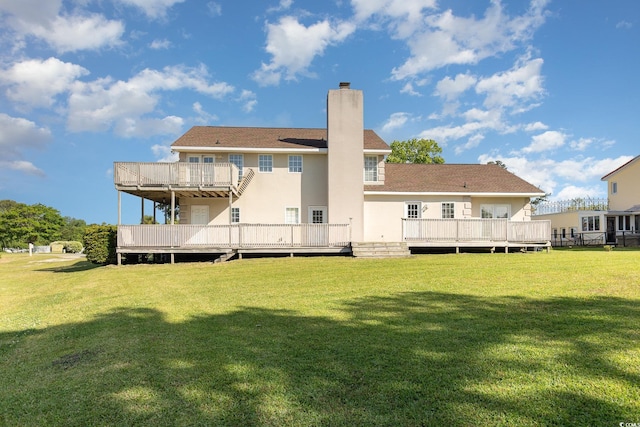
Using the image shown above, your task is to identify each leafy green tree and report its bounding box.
[60,217,87,241]
[0,202,65,247]
[386,138,445,164]
[487,160,508,169]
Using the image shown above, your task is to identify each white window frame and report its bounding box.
[231,207,240,224]
[480,204,510,219]
[308,206,327,224]
[581,215,600,231]
[441,202,455,219]
[404,202,421,219]
[259,154,273,173]
[612,182,618,194]
[618,215,631,231]
[229,154,244,179]
[364,156,378,182]
[288,155,303,173]
[285,207,300,224]
[188,156,200,163]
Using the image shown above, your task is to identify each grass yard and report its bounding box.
[1,249,639,426]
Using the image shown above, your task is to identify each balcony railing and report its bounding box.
[117,223,351,249]
[403,218,551,244]
[114,162,239,188]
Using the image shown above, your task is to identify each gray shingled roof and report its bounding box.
[171,126,390,151]
[366,163,544,194]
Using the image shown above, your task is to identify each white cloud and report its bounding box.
[192,102,219,124]
[150,39,172,49]
[381,112,411,132]
[351,0,438,38]
[252,16,355,86]
[238,90,258,113]
[569,137,593,151]
[67,65,234,136]
[524,121,548,132]
[475,56,545,110]
[0,57,89,108]
[207,2,222,17]
[454,133,484,155]
[0,113,51,176]
[391,0,549,80]
[116,0,186,19]
[521,130,566,153]
[151,144,179,162]
[434,73,477,101]
[268,0,294,13]
[0,1,125,53]
[616,20,632,30]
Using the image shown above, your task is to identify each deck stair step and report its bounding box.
[214,250,237,263]
[351,242,411,258]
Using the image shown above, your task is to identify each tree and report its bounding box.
[486,160,508,169]
[0,202,64,248]
[60,217,88,241]
[386,138,445,164]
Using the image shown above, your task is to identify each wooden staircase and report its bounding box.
[351,242,411,258]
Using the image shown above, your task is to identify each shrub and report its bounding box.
[50,241,84,253]
[83,225,117,264]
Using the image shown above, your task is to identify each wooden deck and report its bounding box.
[116,219,551,263]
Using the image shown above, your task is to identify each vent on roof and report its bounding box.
[339,82,350,89]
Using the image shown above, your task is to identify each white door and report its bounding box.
[188,205,210,245]
[306,207,328,246]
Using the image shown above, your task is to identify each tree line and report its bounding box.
[0,200,88,249]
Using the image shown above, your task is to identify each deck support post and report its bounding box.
[117,253,122,266]
[171,253,175,264]
[141,197,145,224]
[117,191,122,225]
[170,191,175,225]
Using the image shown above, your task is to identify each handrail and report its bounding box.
[114,162,239,188]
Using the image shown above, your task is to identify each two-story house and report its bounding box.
[601,155,640,245]
[114,83,549,263]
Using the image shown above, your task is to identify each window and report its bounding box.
[618,215,631,231]
[309,207,327,224]
[581,215,600,231]
[188,156,200,163]
[231,207,240,223]
[259,154,273,172]
[481,204,510,219]
[442,202,455,219]
[229,154,244,179]
[553,228,558,239]
[203,156,214,163]
[405,202,421,219]
[285,207,299,224]
[288,155,303,173]
[636,216,640,233]
[561,228,566,238]
[612,182,618,194]
[364,156,378,182]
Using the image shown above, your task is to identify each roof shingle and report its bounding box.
[171,126,390,151]
[366,163,544,194]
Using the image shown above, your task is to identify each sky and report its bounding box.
[0,0,638,225]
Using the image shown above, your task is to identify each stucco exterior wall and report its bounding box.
[179,152,328,224]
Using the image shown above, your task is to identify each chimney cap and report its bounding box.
[339,82,351,89]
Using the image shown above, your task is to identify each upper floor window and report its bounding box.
[259,154,273,172]
[188,156,199,163]
[405,202,421,219]
[364,156,378,182]
[612,182,618,194]
[481,204,510,219]
[442,202,455,219]
[289,155,303,173]
[203,156,214,163]
[229,154,244,179]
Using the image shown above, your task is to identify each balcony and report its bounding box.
[114,162,241,202]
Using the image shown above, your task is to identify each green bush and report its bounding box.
[50,241,84,253]
[82,225,117,264]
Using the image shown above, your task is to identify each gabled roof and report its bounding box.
[171,126,390,152]
[601,155,640,180]
[366,163,544,195]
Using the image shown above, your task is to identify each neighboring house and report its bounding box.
[601,155,640,245]
[114,83,550,263]
[533,154,640,247]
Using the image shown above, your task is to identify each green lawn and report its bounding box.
[1,250,639,426]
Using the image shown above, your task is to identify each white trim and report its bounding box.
[173,146,327,154]
[364,149,392,155]
[365,191,545,197]
[284,206,300,224]
[308,206,327,224]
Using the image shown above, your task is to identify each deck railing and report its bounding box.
[117,223,351,249]
[403,218,551,243]
[114,162,239,188]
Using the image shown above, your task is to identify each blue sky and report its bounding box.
[0,0,638,225]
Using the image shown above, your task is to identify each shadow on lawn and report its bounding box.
[1,293,639,426]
